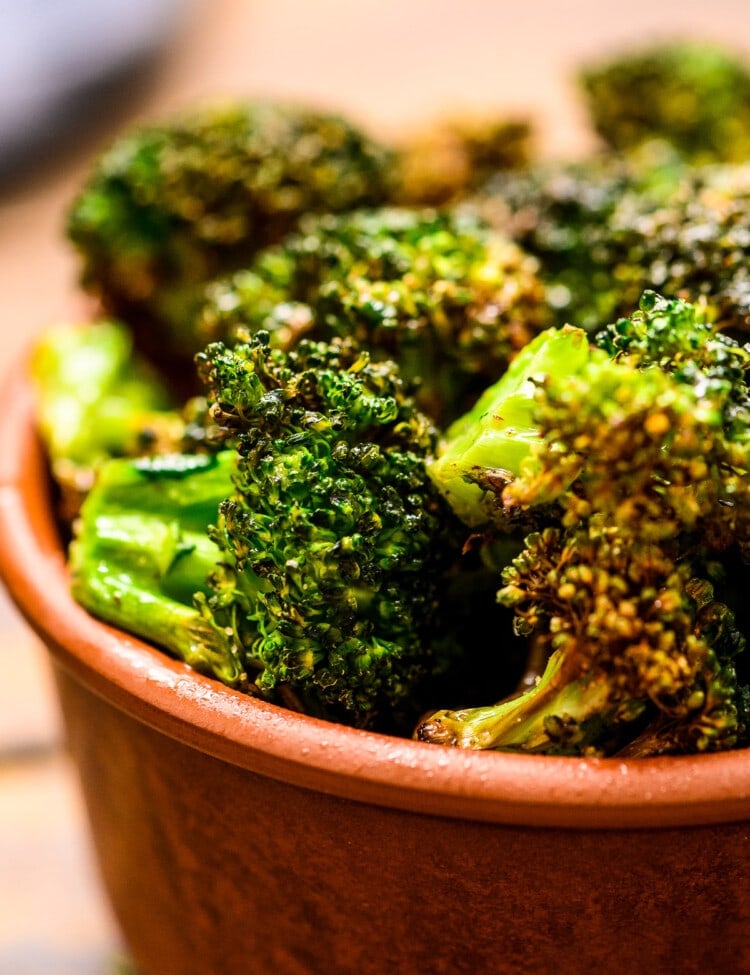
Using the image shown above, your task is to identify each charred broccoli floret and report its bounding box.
[66,101,395,371]
[418,294,750,755]
[469,150,684,330]
[603,163,750,338]
[579,41,750,163]
[419,525,744,754]
[476,157,750,337]
[196,208,548,423]
[393,115,532,206]
[70,331,459,727]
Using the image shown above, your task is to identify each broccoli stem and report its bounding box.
[428,324,590,527]
[70,450,248,686]
[416,649,644,751]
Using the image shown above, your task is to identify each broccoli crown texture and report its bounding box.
[66,101,395,362]
[476,158,750,337]
[418,524,745,754]
[196,332,457,722]
[579,41,750,162]
[418,294,750,755]
[604,164,750,338]
[197,207,548,424]
[470,150,685,329]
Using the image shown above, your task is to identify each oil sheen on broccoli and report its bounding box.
[418,293,750,756]
[70,331,459,728]
[196,207,548,424]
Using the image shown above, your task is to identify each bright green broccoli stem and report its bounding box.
[427,324,591,527]
[415,647,645,752]
[70,450,248,687]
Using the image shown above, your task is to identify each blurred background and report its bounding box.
[2,1,750,971]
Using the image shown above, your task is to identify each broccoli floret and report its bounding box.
[579,41,750,163]
[66,101,395,372]
[476,156,750,338]
[426,323,590,526]
[603,164,750,339]
[196,208,548,424]
[469,150,686,330]
[70,331,459,727]
[418,294,750,755]
[393,115,532,206]
[418,525,745,754]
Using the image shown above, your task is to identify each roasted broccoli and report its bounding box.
[579,41,750,163]
[475,156,750,336]
[393,114,532,206]
[66,101,396,372]
[418,294,750,755]
[35,63,750,754]
[196,207,548,424]
[468,148,685,330]
[70,331,460,727]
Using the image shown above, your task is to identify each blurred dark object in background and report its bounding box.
[0,0,190,188]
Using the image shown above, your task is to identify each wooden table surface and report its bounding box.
[2,1,750,971]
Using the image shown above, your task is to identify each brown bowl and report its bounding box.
[1,373,750,975]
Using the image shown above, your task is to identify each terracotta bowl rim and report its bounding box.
[1,370,749,830]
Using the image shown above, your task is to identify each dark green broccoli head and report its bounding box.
[579,41,750,162]
[70,329,461,727]
[197,208,548,424]
[603,164,750,338]
[470,151,684,330]
[504,306,750,555]
[596,290,750,443]
[476,158,750,338]
[197,332,458,723]
[66,101,396,367]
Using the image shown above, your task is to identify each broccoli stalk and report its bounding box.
[70,450,247,686]
[426,322,590,526]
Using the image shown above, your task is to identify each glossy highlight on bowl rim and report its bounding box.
[1,370,749,830]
